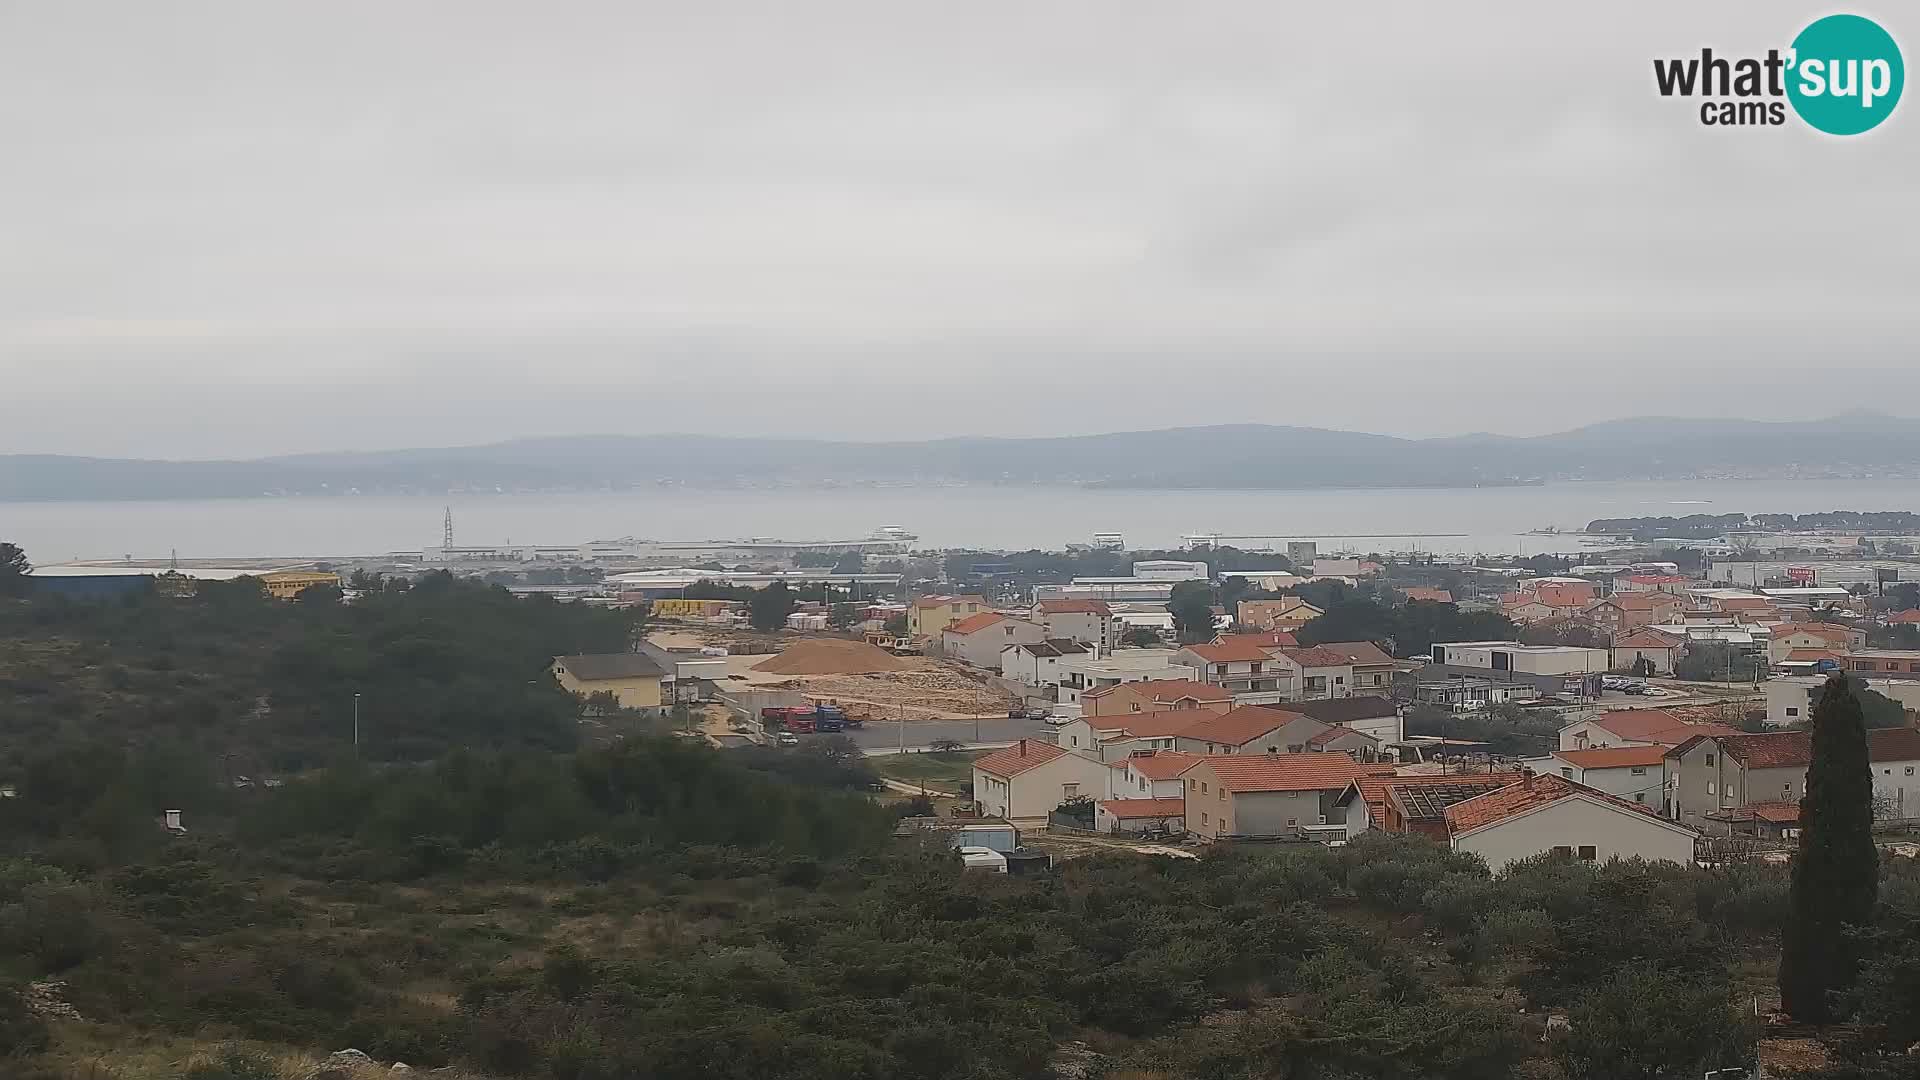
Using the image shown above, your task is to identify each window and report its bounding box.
[1201,812,1209,826]
[1189,779,1197,791]
[1201,782,1209,794]
[1785,783,1793,793]
[1063,784,1078,797]
[1908,766,1916,776]
[1218,789,1225,801]
[1551,845,1572,857]
[1786,707,1799,717]
[1630,766,1646,775]
[1335,676,1345,685]
[1706,781,1716,795]
[1578,845,1597,861]
[1704,753,1715,766]
[1635,792,1646,803]
[1287,818,1297,827]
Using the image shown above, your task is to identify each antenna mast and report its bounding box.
[443,507,454,549]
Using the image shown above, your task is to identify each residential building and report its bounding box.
[1181,754,1361,841]
[1338,772,1522,838]
[1666,727,1920,826]
[1525,745,1668,806]
[1095,798,1187,835]
[1767,622,1869,665]
[908,594,989,638]
[551,653,668,712]
[1306,724,1382,760]
[260,570,342,600]
[1172,705,1328,756]
[1285,695,1405,743]
[1030,599,1121,654]
[1559,709,1739,752]
[942,613,1045,667]
[1584,592,1682,634]
[1055,710,1197,758]
[1081,678,1232,719]
[1176,640,1294,704]
[1270,646,1359,700]
[1107,749,1204,799]
[1611,631,1682,675]
[1501,599,1559,624]
[1444,773,1699,871]
[1055,651,1198,705]
[1236,598,1323,632]
[1431,641,1610,676]
[1400,587,1454,604]
[1844,649,1920,680]
[1615,573,1693,596]
[1767,674,1920,727]
[1528,580,1599,610]
[1311,641,1397,696]
[971,740,1114,821]
[999,639,1088,687]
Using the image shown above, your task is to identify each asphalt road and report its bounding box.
[841,715,1052,751]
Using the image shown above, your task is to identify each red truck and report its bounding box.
[761,705,817,734]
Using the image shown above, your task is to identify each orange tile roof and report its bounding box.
[1313,641,1396,666]
[1192,753,1359,793]
[1887,610,1920,624]
[1784,647,1844,664]
[1400,587,1453,604]
[1588,709,1739,746]
[1037,599,1113,616]
[1626,574,1691,585]
[1215,630,1300,649]
[1351,771,1525,823]
[1444,773,1666,835]
[1097,797,1188,819]
[1183,639,1276,663]
[1605,592,1680,611]
[972,739,1068,778]
[1774,623,1856,642]
[1613,630,1679,649]
[1554,745,1670,769]
[1093,708,1219,739]
[1306,724,1372,748]
[943,612,1006,635]
[1176,705,1312,746]
[1742,800,1802,824]
[1121,749,1205,779]
[1084,678,1231,703]
[1714,596,1775,611]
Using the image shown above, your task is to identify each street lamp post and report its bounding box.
[353,693,361,755]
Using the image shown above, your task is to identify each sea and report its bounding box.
[4,478,1919,564]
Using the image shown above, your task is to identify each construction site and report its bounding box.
[648,629,1018,721]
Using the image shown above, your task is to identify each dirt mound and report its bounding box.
[751,639,911,676]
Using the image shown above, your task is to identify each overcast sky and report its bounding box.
[2,2,1913,458]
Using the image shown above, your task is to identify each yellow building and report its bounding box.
[551,653,667,713]
[650,598,740,619]
[907,594,990,639]
[259,570,342,600]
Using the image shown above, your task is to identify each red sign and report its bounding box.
[1787,566,1816,583]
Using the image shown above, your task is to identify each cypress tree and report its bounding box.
[1779,673,1879,1023]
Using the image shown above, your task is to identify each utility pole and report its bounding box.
[353,693,362,755]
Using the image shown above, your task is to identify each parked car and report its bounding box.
[1044,715,1072,727]
[776,732,800,747]
[1024,706,1051,721]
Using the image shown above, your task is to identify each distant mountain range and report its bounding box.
[4,412,1918,500]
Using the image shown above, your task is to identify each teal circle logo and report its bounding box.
[1787,14,1904,134]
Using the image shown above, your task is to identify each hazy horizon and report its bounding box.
[5,1,1914,458]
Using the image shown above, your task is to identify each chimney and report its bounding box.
[1019,741,1027,757]
[163,809,183,831]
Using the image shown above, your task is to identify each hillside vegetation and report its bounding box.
[4,574,1920,1079]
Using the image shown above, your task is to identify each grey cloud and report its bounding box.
[1,1,1914,457]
